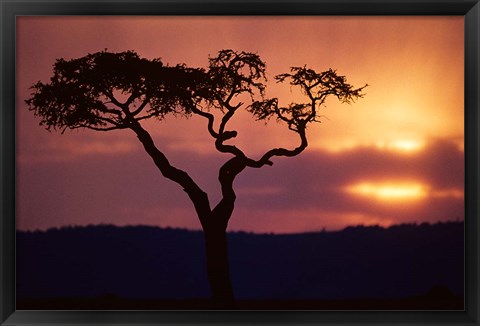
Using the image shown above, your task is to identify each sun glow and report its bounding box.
[346,182,428,201]
[375,139,425,153]
[313,139,426,154]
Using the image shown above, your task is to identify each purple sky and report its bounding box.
[16,16,464,233]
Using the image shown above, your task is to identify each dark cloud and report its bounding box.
[235,138,463,201]
[233,141,463,231]
[17,138,464,232]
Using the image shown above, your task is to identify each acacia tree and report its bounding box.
[26,50,367,306]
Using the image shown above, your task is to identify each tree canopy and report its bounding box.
[27,49,367,168]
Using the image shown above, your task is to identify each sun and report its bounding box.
[375,139,425,153]
[346,182,428,201]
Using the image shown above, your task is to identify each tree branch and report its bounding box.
[124,92,139,107]
[190,106,219,139]
[99,105,123,117]
[103,90,126,110]
[129,120,211,228]
[211,156,247,231]
[247,126,308,168]
[214,131,247,158]
[96,116,123,126]
[131,96,150,116]
[75,124,128,132]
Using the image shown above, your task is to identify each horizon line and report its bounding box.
[16,219,465,236]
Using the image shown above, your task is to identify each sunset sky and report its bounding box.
[16,16,464,233]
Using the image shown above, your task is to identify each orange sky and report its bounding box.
[16,16,464,233]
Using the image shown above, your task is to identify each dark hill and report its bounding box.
[16,221,464,308]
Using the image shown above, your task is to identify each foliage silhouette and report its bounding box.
[26,49,367,305]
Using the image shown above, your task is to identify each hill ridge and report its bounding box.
[17,219,464,236]
[17,220,464,305]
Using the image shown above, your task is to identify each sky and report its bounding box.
[16,16,464,233]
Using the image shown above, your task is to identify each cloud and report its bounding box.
[235,138,463,231]
[17,118,140,164]
[46,138,136,158]
[236,137,463,193]
[16,136,464,233]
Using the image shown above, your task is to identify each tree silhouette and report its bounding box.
[26,49,367,306]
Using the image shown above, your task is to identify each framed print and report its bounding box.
[1,0,479,325]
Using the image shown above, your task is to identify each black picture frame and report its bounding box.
[1,0,479,325]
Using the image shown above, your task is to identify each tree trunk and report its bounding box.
[204,227,234,308]
[130,122,240,307]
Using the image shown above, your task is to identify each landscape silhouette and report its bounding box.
[16,221,463,310]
